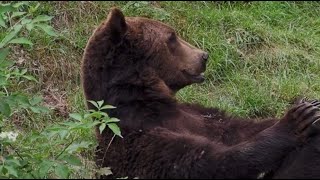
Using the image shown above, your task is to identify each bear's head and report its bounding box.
[82,8,209,98]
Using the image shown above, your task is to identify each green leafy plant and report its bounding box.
[0,99,121,179]
[7,100,121,179]
[86,100,122,138]
[0,1,59,178]
[0,2,122,179]
[0,2,55,119]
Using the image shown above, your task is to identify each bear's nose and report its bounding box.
[202,52,209,62]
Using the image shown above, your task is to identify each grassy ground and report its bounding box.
[6,1,320,178]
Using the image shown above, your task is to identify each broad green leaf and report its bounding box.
[29,106,40,113]
[80,122,99,129]
[14,94,30,107]
[20,68,27,75]
[12,67,20,75]
[107,123,123,138]
[26,23,34,31]
[35,23,58,37]
[5,73,11,80]
[0,76,7,86]
[63,154,82,166]
[58,129,69,139]
[100,104,116,110]
[29,3,40,13]
[4,165,18,178]
[21,18,31,25]
[0,47,10,62]
[19,160,28,167]
[8,37,33,46]
[20,173,33,179]
[105,117,120,123]
[0,101,11,117]
[32,15,53,23]
[12,2,29,8]
[97,100,104,108]
[87,121,100,127]
[89,111,102,119]
[69,122,96,131]
[22,75,38,82]
[30,106,49,114]
[37,106,50,113]
[88,100,99,109]
[99,123,106,134]
[99,111,110,118]
[69,113,83,121]
[43,126,68,139]
[66,141,92,153]
[0,59,14,69]
[0,4,15,14]
[29,132,42,142]
[62,121,79,127]
[83,113,92,119]
[38,160,53,178]
[0,24,23,48]
[11,12,26,18]
[54,164,69,179]
[5,159,21,166]
[0,15,6,28]
[29,96,42,106]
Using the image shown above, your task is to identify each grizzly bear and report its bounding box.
[81,7,320,179]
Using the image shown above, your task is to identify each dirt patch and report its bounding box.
[42,85,69,118]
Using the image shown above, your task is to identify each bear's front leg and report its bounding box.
[269,99,320,179]
[272,131,320,179]
[275,99,320,141]
[208,99,320,179]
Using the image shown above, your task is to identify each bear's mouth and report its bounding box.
[182,70,205,83]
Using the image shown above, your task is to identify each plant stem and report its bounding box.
[55,138,75,160]
[102,134,115,163]
[9,144,37,179]
[9,144,23,161]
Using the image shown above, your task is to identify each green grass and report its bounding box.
[6,1,320,178]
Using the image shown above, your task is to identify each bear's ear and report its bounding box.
[106,7,127,43]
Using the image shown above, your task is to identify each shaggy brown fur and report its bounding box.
[81,8,320,179]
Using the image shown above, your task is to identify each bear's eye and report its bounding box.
[168,32,177,43]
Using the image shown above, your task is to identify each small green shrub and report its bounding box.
[0,2,121,178]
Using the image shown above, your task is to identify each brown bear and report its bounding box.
[81,7,320,179]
